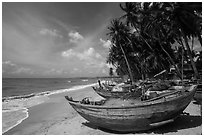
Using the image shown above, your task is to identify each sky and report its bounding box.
[2,2,124,78]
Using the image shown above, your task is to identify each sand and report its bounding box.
[4,86,202,135]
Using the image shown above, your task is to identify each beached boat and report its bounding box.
[92,86,140,99]
[93,80,173,99]
[193,83,202,103]
[92,83,141,99]
[181,79,202,104]
[65,85,197,132]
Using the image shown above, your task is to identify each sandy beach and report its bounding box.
[4,86,202,135]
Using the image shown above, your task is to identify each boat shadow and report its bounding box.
[193,100,202,105]
[82,114,202,134]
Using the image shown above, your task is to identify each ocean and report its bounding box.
[2,77,100,134]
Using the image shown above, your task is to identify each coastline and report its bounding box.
[2,82,97,134]
[4,85,202,135]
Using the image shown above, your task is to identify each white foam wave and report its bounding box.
[3,93,35,102]
[2,108,29,134]
[2,95,49,113]
[82,79,88,82]
[3,83,97,103]
[47,82,97,95]
[2,82,97,133]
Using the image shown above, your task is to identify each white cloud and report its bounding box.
[2,60,34,75]
[62,47,102,60]
[45,68,66,75]
[70,68,81,74]
[78,47,102,60]
[68,31,84,43]
[100,38,111,48]
[61,47,106,72]
[2,60,16,66]
[40,28,63,38]
[61,49,75,57]
[12,67,34,74]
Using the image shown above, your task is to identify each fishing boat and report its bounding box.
[65,85,197,132]
[193,82,202,103]
[92,82,140,99]
[92,86,141,99]
[93,80,174,99]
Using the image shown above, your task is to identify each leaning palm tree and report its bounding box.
[119,2,183,79]
[107,19,134,84]
[145,2,202,79]
[171,2,202,79]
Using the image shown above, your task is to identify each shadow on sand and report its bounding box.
[82,114,202,134]
[193,100,202,105]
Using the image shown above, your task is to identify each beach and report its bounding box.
[4,86,202,135]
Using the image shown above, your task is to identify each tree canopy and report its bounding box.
[106,2,202,81]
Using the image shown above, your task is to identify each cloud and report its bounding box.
[68,31,84,43]
[12,67,34,74]
[79,47,102,60]
[61,47,107,73]
[2,60,34,75]
[40,28,63,38]
[61,49,75,57]
[2,61,16,66]
[62,47,102,60]
[100,38,111,48]
[45,68,67,75]
[70,68,81,74]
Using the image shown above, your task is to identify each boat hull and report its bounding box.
[194,84,202,103]
[94,87,130,98]
[93,86,141,99]
[67,85,197,132]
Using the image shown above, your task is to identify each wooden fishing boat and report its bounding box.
[93,80,173,99]
[182,79,202,104]
[193,83,202,103]
[92,84,139,99]
[65,85,197,132]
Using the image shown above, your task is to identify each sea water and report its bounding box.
[2,78,99,134]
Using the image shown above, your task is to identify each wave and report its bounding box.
[3,93,36,102]
[2,108,29,134]
[3,82,97,103]
[2,82,97,134]
[3,82,97,112]
[82,79,88,82]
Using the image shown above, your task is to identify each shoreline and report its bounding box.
[4,85,202,135]
[2,108,29,134]
[2,82,98,134]
[4,85,103,135]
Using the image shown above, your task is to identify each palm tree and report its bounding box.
[120,2,155,52]
[126,2,201,79]
[163,2,201,79]
[119,2,182,79]
[107,19,134,84]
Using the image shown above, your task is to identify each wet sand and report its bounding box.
[4,86,202,135]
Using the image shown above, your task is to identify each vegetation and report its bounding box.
[106,2,202,81]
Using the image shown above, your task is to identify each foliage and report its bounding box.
[106,2,202,80]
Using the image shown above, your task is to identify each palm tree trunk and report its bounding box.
[198,35,202,46]
[158,42,182,79]
[191,36,194,50]
[117,41,134,84]
[134,28,154,51]
[183,36,199,79]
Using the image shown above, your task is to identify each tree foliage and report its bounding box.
[107,2,202,80]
